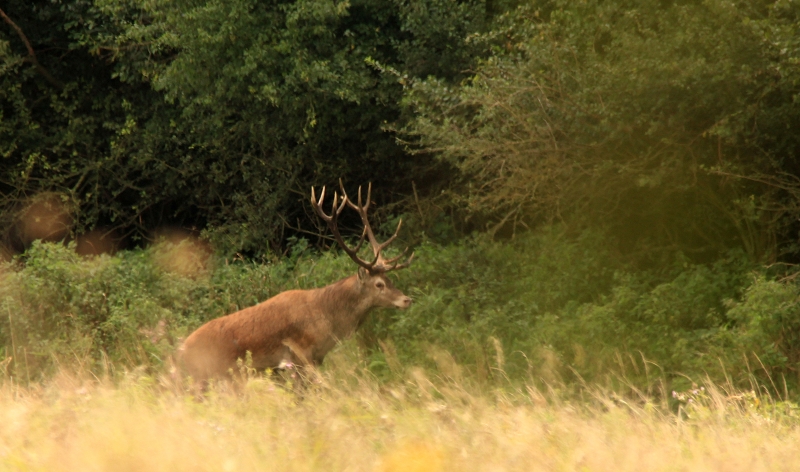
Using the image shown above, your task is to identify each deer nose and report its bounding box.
[396,296,412,309]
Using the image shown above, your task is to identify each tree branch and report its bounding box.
[0,7,64,90]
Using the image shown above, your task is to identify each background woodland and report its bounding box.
[3,0,800,397]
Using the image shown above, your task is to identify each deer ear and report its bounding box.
[357,267,370,282]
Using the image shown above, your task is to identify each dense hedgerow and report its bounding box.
[2,228,799,397]
[0,239,357,380]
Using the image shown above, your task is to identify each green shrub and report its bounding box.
[1,242,175,379]
[717,276,800,389]
[534,253,753,389]
[5,228,800,398]
[0,238,360,381]
[363,226,624,380]
[364,232,782,395]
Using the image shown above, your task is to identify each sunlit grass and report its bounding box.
[1,350,800,472]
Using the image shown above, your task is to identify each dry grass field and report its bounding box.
[2,350,800,472]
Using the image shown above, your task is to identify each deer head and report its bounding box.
[311,181,414,309]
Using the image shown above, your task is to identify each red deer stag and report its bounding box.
[179,182,413,383]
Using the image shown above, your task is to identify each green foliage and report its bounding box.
[0,0,202,249]
[0,238,355,380]
[404,0,800,262]
[364,227,622,378]
[4,0,800,408]
[1,242,173,378]
[721,275,800,385]
[1,0,495,255]
[5,227,800,398]
[365,231,757,388]
[534,253,753,388]
[5,0,798,263]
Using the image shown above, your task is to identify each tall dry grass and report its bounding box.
[1,349,799,472]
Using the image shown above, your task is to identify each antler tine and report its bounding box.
[310,185,326,219]
[311,185,373,271]
[381,246,410,266]
[340,181,383,258]
[319,181,414,274]
[343,209,368,257]
[339,180,364,212]
[385,251,415,271]
[340,179,372,213]
[374,219,414,272]
[374,217,403,255]
[358,182,372,213]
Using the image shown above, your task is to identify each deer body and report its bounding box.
[179,182,415,383]
[180,271,411,381]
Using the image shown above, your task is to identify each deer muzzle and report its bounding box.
[394,295,412,309]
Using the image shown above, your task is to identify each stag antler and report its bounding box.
[311,181,414,274]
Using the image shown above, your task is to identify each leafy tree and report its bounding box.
[405,0,800,264]
[0,0,204,254]
[1,0,493,255]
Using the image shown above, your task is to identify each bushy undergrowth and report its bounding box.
[0,240,357,380]
[365,231,765,394]
[2,227,799,397]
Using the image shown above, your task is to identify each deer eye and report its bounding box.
[375,281,385,289]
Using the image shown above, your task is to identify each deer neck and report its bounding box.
[317,275,374,338]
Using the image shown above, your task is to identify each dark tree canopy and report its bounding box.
[1,0,488,255]
[404,0,800,264]
[2,0,800,265]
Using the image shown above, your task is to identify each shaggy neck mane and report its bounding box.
[316,275,373,335]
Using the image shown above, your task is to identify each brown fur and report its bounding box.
[179,269,411,382]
